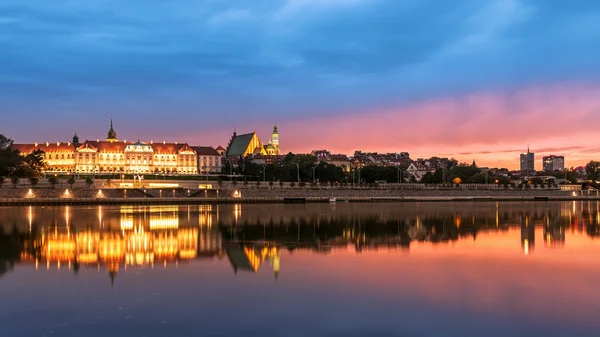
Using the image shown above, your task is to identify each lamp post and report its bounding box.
[312,166,316,183]
[261,164,266,182]
[396,166,401,184]
[292,162,300,182]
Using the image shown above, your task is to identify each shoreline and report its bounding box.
[0,195,596,206]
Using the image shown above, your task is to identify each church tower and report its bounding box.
[271,125,279,154]
[106,117,118,142]
[72,131,80,146]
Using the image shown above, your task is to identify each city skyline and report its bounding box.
[2,1,600,169]
[4,119,581,171]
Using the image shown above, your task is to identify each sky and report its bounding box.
[1,0,600,169]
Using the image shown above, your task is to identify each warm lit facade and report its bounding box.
[193,146,222,173]
[12,120,201,174]
[12,141,77,172]
[225,125,280,158]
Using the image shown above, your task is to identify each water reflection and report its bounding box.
[1,202,600,282]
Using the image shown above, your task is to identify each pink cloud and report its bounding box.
[269,82,600,169]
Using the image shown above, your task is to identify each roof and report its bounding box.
[328,154,350,161]
[226,132,255,157]
[193,146,220,156]
[12,142,75,153]
[216,146,226,151]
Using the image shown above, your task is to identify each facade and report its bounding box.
[542,155,565,172]
[312,150,351,171]
[406,163,435,182]
[12,120,202,175]
[193,146,222,173]
[520,147,535,175]
[11,141,76,172]
[225,125,280,159]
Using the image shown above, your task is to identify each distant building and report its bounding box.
[542,155,564,172]
[192,146,222,173]
[520,147,535,175]
[405,162,435,182]
[312,150,351,171]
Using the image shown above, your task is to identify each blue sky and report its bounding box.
[1,0,600,167]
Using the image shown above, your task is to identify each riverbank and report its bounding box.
[0,187,596,206]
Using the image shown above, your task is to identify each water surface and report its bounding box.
[1,202,599,336]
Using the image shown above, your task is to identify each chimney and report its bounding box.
[56,142,60,146]
[45,142,49,146]
[34,142,38,147]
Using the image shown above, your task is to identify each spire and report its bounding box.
[106,116,117,142]
[72,130,79,145]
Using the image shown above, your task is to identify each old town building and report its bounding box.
[12,120,204,175]
[225,125,280,158]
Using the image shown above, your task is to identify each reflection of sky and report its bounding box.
[1,203,600,335]
[2,236,600,337]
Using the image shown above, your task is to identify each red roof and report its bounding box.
[12,142,75,153]
[192,146,220,156]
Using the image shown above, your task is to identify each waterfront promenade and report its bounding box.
[0,183,596,206]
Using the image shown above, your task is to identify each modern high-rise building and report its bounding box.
[542,155,565,172]
[520,147,535,175]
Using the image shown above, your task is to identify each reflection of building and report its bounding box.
[226,244,280,278]
[544,226,565,248]
[521,216,535,255]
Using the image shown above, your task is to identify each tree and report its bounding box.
[48,176,59,188]
[269,181,274,189]
[0,135,21,177]
[290,182,296,188]
[11,176,18,188]
[85,177,94,189]
[586,161,600,181]
[256,181,261,188]
[15,149,46,178]
[279,181,284,189]
[28,177,39,188]
[67,177,75,189]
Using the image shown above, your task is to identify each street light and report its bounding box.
[292,162,300,182]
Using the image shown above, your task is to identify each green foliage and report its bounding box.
[28,177,39,187]
[11,176,19,188]
[0,135,21,177]
[48,176,59,188]
[586,161,600,181]
[448,163,481,183]
[67,177,75,189]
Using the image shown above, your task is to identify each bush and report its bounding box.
[48,176,59,188]
[28,177,39,188]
